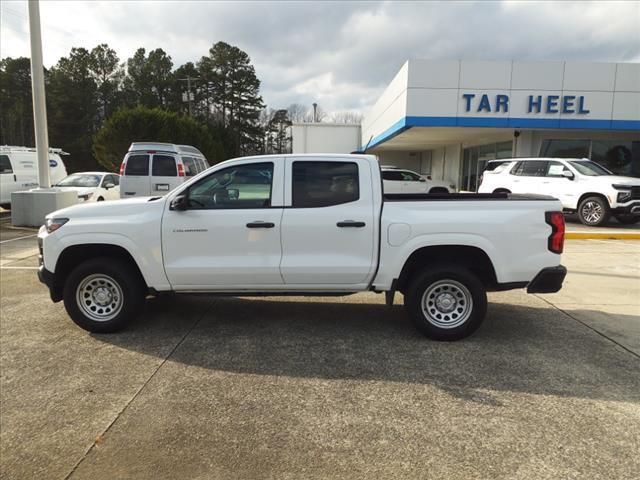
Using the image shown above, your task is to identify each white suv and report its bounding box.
[478,158,640,226]
[381,167,454,194]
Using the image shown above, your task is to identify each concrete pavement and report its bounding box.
[1,237,639,479]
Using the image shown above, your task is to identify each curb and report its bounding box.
[566,232,640,240]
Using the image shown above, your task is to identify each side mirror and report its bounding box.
[562,170,575,180]
[419,178,426,182]
[104,183,115,189]
[170,194,189,211]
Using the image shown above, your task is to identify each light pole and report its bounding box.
[11,0,77,226]
[28,0,50,188]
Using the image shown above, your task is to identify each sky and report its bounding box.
[1,0,639,116]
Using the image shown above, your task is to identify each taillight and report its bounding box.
[119,162,125,175]
[545,211,565,254]
[177,163,185,177]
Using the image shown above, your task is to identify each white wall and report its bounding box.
[291,123,361,154]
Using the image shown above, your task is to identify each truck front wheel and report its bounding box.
[63,257,145,333]
[404,266,487,341]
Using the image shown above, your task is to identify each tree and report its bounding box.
[286,103,308,123]
[198,42,265,156]
[47,47,99,172]
[125,48,174,108]
[264,109,292,154]
[88,44,122,121]
[93,106,225,171]
[0,57,34,147]
[330,111,363,124]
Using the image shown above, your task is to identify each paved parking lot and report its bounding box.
[1,223,639,479]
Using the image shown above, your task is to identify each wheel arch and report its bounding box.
[577,192,610,208]
[51,244,148,300]
[395,245,498,294]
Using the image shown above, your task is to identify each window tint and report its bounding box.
[188,162,273,209]
[112,174,120,185]
[0,155,13,174]
[124,155,149,176]
[511,160,548,177]
[183,157,197,176]
[546,161,570,178]
[292,161,359,208]
[484,160,510,172]
[152,155,177,176]
[382,170,403,181]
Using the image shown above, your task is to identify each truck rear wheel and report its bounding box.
[63,257,145,333]
[404,265,487,341]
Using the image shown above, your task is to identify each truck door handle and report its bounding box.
[337,220,366,228]
[246,221,275,228]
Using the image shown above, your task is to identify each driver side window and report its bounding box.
[187,162,274,209]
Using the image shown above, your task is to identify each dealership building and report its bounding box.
[292,60,640,190]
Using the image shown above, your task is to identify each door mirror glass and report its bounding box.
[419,178,426,182]
[170,194,189,211]
[104,182,115,189]
[562,170,575,180]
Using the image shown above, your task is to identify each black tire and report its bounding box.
[404,265,487,341]
[63,257,145,333]
[578,196,610,226]
[429,187,449,194]
[493,188,511,194]
[615,214,640,225]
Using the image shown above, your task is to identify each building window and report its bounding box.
[460,141,513,191]
[540,139,640,177]
[540,139,590,159]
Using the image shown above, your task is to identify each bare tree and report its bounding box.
[287,103,307,123]
[330,111,363,124]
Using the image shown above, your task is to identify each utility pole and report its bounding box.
[179,77,199,116]
[28,0,50,188]
[312,103,318,123]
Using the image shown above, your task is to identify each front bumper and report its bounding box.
[38,265,63,302]
[527,265,567,294]
[611,201,640,215]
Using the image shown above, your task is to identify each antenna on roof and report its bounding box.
[351,135,373,155]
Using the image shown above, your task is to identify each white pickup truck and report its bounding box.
[38,154,567,340]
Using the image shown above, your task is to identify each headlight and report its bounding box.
[45,217,69,233]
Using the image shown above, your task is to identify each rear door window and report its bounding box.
[382,170,402,181]
[292,161,359,208]
[124,155,149,176]
[400,171,421,181]
[183,157,197,176]
[511,161,548,177]
[152,155,177,177]
[0,155,13,174]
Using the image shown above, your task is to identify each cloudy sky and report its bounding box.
[1,0,639,115]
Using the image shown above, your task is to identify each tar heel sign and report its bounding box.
[462,93,590,115]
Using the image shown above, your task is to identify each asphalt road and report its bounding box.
[1,234,639,479]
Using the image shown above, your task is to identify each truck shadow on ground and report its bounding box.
[95,294,640,405]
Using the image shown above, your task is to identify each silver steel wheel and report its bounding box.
[76,273,124,322]
[581,201,603,224]
[421,280,473,329]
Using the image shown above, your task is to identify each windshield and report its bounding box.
[57,174,101,187]
[568,161,612,176]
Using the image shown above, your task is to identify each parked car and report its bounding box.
[381,167,454,194]
[38,154,566,341]
[478,157,640,226]
[0,146,68,208]
[55,172,120,202]
[119,142,210,198]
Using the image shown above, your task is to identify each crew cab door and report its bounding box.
[538,161,576,206]
[161,160,285,288]
[280,157,376,286]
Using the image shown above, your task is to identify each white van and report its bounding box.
[119,143,210,198]
[0,146,69,208]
